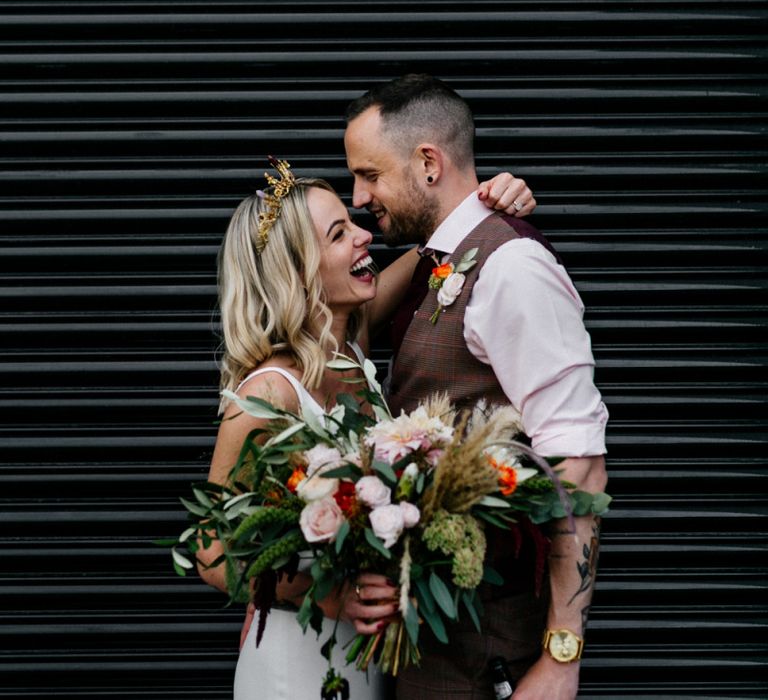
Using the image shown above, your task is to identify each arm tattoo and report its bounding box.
[568,517,601,606]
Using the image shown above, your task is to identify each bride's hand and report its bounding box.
[477,172,536,218]
[342,573,399,635]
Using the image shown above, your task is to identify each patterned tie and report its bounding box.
[390,247,443,361]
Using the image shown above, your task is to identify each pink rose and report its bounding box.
[399,501,420,529]
[436,272,466,307]
[355,475,391,509]
[369,504,404,548]
[299,497,345,543]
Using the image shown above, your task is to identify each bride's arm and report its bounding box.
[196,374,299,594]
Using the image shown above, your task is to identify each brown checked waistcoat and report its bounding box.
[391,213,553,697]
[388,212,519,417]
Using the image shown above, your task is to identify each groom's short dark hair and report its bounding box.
[345,74,475,169]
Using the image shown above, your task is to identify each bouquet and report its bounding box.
[168,355,611,695]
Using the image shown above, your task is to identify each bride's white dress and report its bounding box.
[236,608,385,699]
[233,346,386,699]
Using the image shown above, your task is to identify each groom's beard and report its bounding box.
[380,170,440,247]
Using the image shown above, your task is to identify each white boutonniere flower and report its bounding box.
[427,247,478,324]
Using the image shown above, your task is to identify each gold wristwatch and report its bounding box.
[542,628,584,663]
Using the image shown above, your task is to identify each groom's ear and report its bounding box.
[413,143,443,185]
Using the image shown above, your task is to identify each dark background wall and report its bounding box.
[0,1,766,698]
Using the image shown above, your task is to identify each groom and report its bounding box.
[344,74,608,699]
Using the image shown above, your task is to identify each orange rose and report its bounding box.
[497,466,518,496]
[432,262,453,279]
[287,467,307,494]
[487,455,518,496]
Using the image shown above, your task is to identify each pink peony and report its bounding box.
[303,444,343,476]
[355,475,391,509]
[369,504,404,548]
[399,501,421,529]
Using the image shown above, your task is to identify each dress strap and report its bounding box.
[235,367,324,416]
[345,340,366,366]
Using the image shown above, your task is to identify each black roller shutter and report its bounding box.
[1,2,766,698]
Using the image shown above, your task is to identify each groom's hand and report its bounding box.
[342,573,399,635]
[511,655,580,700]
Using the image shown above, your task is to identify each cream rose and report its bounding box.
[296,472,339,502]
[299,496,345,543]
[369,504,405,548]
[436,272,466,307]
[355,475,391,509]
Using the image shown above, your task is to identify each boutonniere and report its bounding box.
[427,247,478,324]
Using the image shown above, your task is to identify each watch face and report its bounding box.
[550,630,579,661]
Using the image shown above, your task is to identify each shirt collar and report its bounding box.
[425,191,491,254]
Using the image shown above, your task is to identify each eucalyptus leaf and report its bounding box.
[404,597,420,646]
[178,527,197,544]
[428,571,456,619]
[478,495,511,509]
[301,402,328,438]
[570,490,594,516]
[327,356,362,371]
[335,393,361,413]
[322,464,363,481]
[482,565,504,586]
[364,527,392,559]
[262,453,290,465]
[223,499,257,519]
[192,488,214,509]
[372,460,397,486]
[462,590,482,635]
[222,390,283,419]
[591,492,612,514]
[264,421,306,447]
[414,577,436,615]
[372,405,391,422]
[179,497,208,518]
[362,358,383,395]
[474,509,511,529]
[335,519,350,554]
[223,492,256,510]
[172,547,194,570]
[314,572,335,602]
[296,590,314,632]
[419,601,448,643]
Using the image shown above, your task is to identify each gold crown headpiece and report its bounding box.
[255,155,296,252]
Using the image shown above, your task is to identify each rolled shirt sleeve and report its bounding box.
[464,237,608,457]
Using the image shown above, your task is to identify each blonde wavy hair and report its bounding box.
[217,178,362,411]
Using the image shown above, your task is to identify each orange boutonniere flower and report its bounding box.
[427,248,479,324]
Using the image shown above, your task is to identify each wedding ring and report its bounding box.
[513,199,524,212]
[355,583,363,599]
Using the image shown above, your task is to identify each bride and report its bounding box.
[196,158,533,699]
